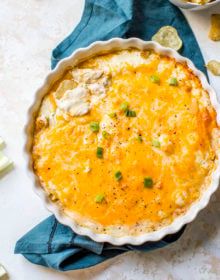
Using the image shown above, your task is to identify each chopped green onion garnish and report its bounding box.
[90,121,100,132]
[108,112,117,118]
[115,171,122,181]
[150,75,160,84]
[126,110,136,117]
[144,177,153,188]
[96,147,103,158]
[137,135,143,143]
[120,103,137,118]
[152,139,161,148]
[120,102,129,112]
[102,131,110,139]
[169,77,178,86]
[95,194,105,203]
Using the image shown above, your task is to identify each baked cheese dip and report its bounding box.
[32,49,220,236]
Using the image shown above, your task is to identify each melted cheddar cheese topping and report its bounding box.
[33,49,220,236]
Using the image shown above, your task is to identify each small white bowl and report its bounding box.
[25,38,220,245]
[169,0,220,10]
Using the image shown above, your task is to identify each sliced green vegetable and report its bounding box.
[95,194,105,203]
[102,131,110,139]
[120,102,129,112]
[96,147,103,158]
[152,139,161,148]
[90,122,100,132]
[169,77,178,86]
[108,112,117,118]
[0,137,4,149]
[144,177,153,188]
[0,264,7,279]
[137,135,143,143]
[115,171,122,181]
[0,152,13,173]
[150,75,160,84]
[126,110,136,117]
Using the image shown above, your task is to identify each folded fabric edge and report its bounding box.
[51,0,92,67]
[51,0,133,69]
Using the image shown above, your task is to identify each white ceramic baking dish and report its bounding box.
[25,38,220,245]
[169,0,220,10]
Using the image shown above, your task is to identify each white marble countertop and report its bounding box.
[0,1,220,279]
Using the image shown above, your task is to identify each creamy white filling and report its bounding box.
[56,86,90,116]
[52,69,111,117]
[72,68,103,84]
[157,60,173,73]
[88,83,106,95]
[172,190,188,207]
[171,67,186,80]
[107,50,154,68]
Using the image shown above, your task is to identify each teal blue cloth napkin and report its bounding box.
[15,216,185,270]
[15,0,207,271]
